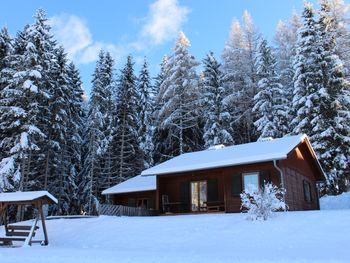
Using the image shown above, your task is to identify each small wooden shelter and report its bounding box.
[0,191,57,246]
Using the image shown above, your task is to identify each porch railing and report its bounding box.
[99,204,156,216]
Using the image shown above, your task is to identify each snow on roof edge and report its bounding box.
[102,186,156,195]
[141,154,287,176]
[141,135,309,176]
[0,190,58,204]
[102,175,156,195]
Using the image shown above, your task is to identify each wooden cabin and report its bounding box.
[104,134,326,215]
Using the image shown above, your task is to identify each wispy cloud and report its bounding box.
[49,14,124,64]
[48,0,190,65]
[141,0,190,45]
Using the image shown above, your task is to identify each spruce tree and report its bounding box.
[152,56,172,164]
[136,58,153,168]
[202,51,233,147]
[85,50,115,210]
[292,2,350,193]
[253,39,288,139]
[112,55,142,183]
[315,1,350,193]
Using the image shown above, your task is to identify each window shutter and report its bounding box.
[232,174,242,196]
[260,171,271,187]
[180,181,190,212]
[207,179,218,202]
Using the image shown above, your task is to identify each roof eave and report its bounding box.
[141,157,287,176]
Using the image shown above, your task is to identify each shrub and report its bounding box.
[240,182,287,220]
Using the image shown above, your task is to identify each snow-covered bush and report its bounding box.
[240,182,287,220]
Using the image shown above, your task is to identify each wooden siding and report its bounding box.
[222,162,280,212]
[157,162,281,213]
[157,169,226,213]
[280,142,320,210]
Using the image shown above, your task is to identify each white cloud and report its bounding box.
[49,14,123,65]
[79,42,124,64]
[48,0,190,65]
[49,15,92,61]
[141,0,190,45]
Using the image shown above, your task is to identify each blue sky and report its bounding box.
[0,0,314,94]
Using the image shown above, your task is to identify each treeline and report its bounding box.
[0,1,349,216]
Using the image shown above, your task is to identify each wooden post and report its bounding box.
[156,176,159,212]
[0,203,3,226]
[3,204,9,236]
[24,202,39,246]
[39,202,49,245]
[223,173,227,213]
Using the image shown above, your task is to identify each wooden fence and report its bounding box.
[99,204,156,216]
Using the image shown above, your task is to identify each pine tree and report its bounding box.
[85,50,115,211]
[152,56,172,164]
[253,39,288,139]
[274,13,301,129]
[99,51,116,192]
[112,55,142,183]
[157,32,202,157]
[292,4,324,135]
[202,51,233,147]
[136,58,153,168]
[292,2,350,193]
[0,27,12,94]
[65,62,85,214]
[315,0,350,193]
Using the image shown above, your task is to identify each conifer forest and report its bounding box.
[0,0,349,215]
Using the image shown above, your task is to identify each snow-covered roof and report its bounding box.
[102,175,156,195]
[0,190,58,204]
[141,134,317,176]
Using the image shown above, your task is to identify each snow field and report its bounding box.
[0,210,349,263]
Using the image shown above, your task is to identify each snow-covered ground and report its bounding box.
[320,191,350,210]
[0,210,349,263]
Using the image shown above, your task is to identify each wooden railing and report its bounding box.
[99,204,156,216]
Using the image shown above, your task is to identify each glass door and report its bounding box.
[191,181,207,212]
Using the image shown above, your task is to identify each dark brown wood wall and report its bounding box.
[157,162,280,213]
[157,169,226,213]
[280,143,320,211]
[222,162,279,212]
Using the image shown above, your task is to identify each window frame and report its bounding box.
[242,172,260,192]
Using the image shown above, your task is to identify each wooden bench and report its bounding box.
[7,225,39,231]
[0,237,26,246]
[207,205,221,212]
[206,201,225,212]
[0,224,40,246]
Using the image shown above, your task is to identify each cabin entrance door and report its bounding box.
[190,181,207,212]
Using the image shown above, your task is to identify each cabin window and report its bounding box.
[303,180,312,202]
[243,172,259,192]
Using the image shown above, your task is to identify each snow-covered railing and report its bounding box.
[99,204,156,216]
